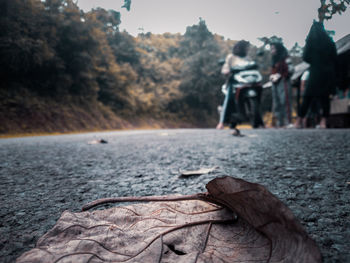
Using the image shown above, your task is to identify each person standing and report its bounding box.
[270,42,293,128]
[295,20,337,129]
[216,40,250,134]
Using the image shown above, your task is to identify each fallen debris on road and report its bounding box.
[18,176,321,263]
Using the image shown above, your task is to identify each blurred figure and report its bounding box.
[270,42,293,128]
[295,21,337,129]
[216,40,250,134]
[299,70,309,99]
[299,70,321,128]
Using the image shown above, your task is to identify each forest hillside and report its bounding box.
[1,0,285,135]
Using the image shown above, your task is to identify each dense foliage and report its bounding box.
[0,0,235,132]
[319,0,350,21]
[1,0,298,133]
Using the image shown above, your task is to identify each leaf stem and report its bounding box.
[82,193,220,211]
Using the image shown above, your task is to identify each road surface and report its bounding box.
[0,129,349,262]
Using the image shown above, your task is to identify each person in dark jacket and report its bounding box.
[295,20,337,128]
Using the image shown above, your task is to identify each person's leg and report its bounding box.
[271,84,278,127]
[319,96,330,128]
[284,80,293,125]
[296,96,313,128]
[277,82,286,127]
[217,85,233,129]
[255,87,265,127]
[272,84,284,127]
[309,98,321,127]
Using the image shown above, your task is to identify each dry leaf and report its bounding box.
[17,176,322,263]
[205,176,322,263]
[18,201,248,262]
[180,167,218,177]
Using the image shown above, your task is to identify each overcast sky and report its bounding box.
[77,0,350,48]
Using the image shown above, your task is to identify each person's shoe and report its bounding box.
[231,128,242,137]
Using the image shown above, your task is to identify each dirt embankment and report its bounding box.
[0,90,199,136]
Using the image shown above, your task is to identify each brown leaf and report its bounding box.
[17,176,322,263]
[18,201,248,262]
[206,176,322,263]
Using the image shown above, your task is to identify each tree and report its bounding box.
[318,0,350,22]
[257,35,283,47]
[288,42,303,65]
[108,31,140,65]
[176,19,226,123]
[289,42,303,57]
[179,18,213,57]
[89,8,121,34]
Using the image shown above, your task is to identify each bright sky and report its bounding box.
[77,0,350,48]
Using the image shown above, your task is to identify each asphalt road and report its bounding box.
[0,129,349,262]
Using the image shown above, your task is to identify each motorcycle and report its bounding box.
[219,61,265,129]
